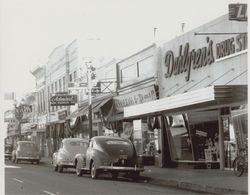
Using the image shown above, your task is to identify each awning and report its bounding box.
[108,113,124,122]
[124,85,247,119]
[21,123,37,131]
[67,94,113,119]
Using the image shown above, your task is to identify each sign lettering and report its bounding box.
[50,94,77,106]
[164,34,247,81]
[114,86,157,112]
[229,4,247,21]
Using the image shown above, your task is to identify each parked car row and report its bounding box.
[5,136,145,180]
[52,136,145,179]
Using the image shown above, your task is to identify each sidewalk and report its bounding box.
[40,157,248,194]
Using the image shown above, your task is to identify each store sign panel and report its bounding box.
[114,85,157,112]
[58,110,67,120]
[229,4,247,21]
[164,34,247,82]
[50,95,77,106]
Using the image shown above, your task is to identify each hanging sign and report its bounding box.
[229,4,247,21]
[50,94,77,106]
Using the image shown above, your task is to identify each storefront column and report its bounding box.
[218,109,225,170]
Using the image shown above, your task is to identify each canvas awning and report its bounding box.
[67,94,113,119]
[124,85,247,119]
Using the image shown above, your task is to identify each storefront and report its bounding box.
[66,93,113,138]
[124,14,247,170]
[110,44,160,164]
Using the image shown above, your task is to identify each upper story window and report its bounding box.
[69,74,73,82]
[55,81,57,92]
[74,71,77,81]
[51,84,54,93]
[119,55,155,88]
[137,56,154,77]
[120,64,137,84]
[59,79,62,92]
[62,76,66,91]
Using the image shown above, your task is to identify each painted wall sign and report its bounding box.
[164,34,247,82]
[58,110,68,120]
[114,85,157,112]
[50,94,77,106]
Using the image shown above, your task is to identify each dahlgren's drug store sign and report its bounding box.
[159,14,247,97]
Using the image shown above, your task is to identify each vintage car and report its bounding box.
[5,144,13,160]
[12,141,41,164]
[74,136,144,179]
[52,138,89,173]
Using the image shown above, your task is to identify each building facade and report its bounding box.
[124,14,247,169]
[112,44,160,161]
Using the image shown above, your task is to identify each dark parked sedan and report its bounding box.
[75,136,144,179]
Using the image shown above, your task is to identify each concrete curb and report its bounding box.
[145,177,248,194]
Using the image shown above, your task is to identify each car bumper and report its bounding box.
[99,165,144,172]
[17,157,40,160]
[59,162,75,167]
[4,154,12,158]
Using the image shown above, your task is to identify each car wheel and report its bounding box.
[111,172,119,179]
[58,165,63,173]
[31,161,34,164]
[76,160,83,177]
[90,161,98,179]
[36,160,40,165]
[54,165,58,172]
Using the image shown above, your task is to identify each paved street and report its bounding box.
[5,160,200,195]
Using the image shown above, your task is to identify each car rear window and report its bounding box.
[70,142,87,147]
[105,140,130,145]
[20,143,37,150]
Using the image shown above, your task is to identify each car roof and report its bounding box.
[62,138,89,143]
[92,136,129,142]
[17,141,36,144]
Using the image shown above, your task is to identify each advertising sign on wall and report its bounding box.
[50,94,77,106]
[114,85,157,112]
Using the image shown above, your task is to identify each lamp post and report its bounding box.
[86,61,93,139]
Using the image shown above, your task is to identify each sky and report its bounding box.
[1,0,238,97]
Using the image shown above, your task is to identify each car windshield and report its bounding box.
[19,143,38,152]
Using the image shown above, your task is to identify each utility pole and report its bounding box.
[86,61,93,139]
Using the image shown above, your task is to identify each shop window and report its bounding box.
[188,110,219,162]
[167,114,193,161]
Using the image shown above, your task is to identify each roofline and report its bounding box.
[117,43,156,64]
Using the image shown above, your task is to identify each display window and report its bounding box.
[166,114,193,161]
